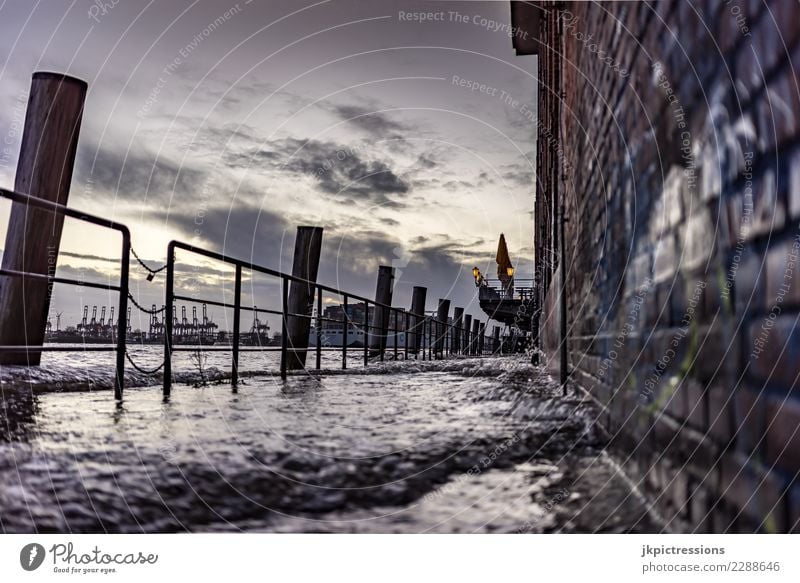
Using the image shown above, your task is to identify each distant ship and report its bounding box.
[310,321,414,348]
[309,324,368,348]
[309,302,444,348]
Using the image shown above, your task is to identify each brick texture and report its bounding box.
[512,0,800,532]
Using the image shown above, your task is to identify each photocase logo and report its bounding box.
[20,543,46,571]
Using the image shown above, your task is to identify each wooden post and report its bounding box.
[463,314,472,356]
[370,265,394,358]
[478,323,486,354]
[435,298,450,359]
[493,325,501,354]
[452,307,464,354]
[410,286,427,356]
[0,72,87,365]
[471,319,480,355]
[392,309,398,360]
[285,226,323,370]
[404,310,410,360]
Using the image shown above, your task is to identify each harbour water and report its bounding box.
[0,354,659,533]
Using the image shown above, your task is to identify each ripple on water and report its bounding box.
[0,358,658,532]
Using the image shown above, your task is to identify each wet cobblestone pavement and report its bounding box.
[0,357,661,533]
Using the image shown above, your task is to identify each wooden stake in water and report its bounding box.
[410,286,427,357]
[435,298,450,359]
[285,226,323,370]
[0,73,87,365]
[371,265,394,360]
[452,307,464,354]
[463,314,472,356]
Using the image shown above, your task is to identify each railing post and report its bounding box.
[435,299,450,359]
[452,307,463,355]
[363,303,369,367]
[420,318,424,361]
[163,244,175,398]
[114,230,130,401]
[342,295,348,369]
[231,264,242,389]
[410,286,426,357]
[0,72,87,365]
[316,287,322,370]
[472,319,481,355]
[286,226,323,370]
[280,278,288,379]
[404,311,409,360]
[463,314,472,356]
[427,317,433,360]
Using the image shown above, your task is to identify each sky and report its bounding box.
[0,0,536,333]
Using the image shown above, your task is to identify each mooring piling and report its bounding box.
[471,319,480,355]
[410,286,427,357]
[478,323,486,354]
[285,226,323,370]
[463,314,472,355]
[0,73,87,365]
[371,265,395,360]
[452,307,464,354]
[493,325,501,354]
[435,298,450,359]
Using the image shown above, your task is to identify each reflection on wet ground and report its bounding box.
[0,358,660,533]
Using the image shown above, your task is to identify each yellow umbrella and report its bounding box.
[496,233,514,278]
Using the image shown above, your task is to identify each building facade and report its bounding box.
[511,0,800,532]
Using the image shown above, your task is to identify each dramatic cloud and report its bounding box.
[76,143,206,205]
[223,136,410,206]
[329,104,409,138]
[0,0,535,326]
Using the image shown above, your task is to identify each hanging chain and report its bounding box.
[130,247,167,281]
[125,351,165,375]
[127,293,166,315]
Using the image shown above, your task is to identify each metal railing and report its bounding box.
[478,278,535,300]
[163,241,504,397]
[0,188,130,400]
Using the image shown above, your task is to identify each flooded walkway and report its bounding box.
[0,357,660,533]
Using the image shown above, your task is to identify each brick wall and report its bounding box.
[512,0,800,532]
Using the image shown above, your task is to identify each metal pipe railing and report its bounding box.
[163,240,505,396]
[0,188,131,400]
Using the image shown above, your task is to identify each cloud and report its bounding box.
[416,153,437,169]
[499,162,535,187]
[329,104,408,138]
[53,264,115,284]
[76,143,206,204]
[147,202,292,264]
[223,136,410,207]
[57,251,120,264]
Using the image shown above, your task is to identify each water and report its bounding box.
[0,344,381,390]
[0,356,660,533]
